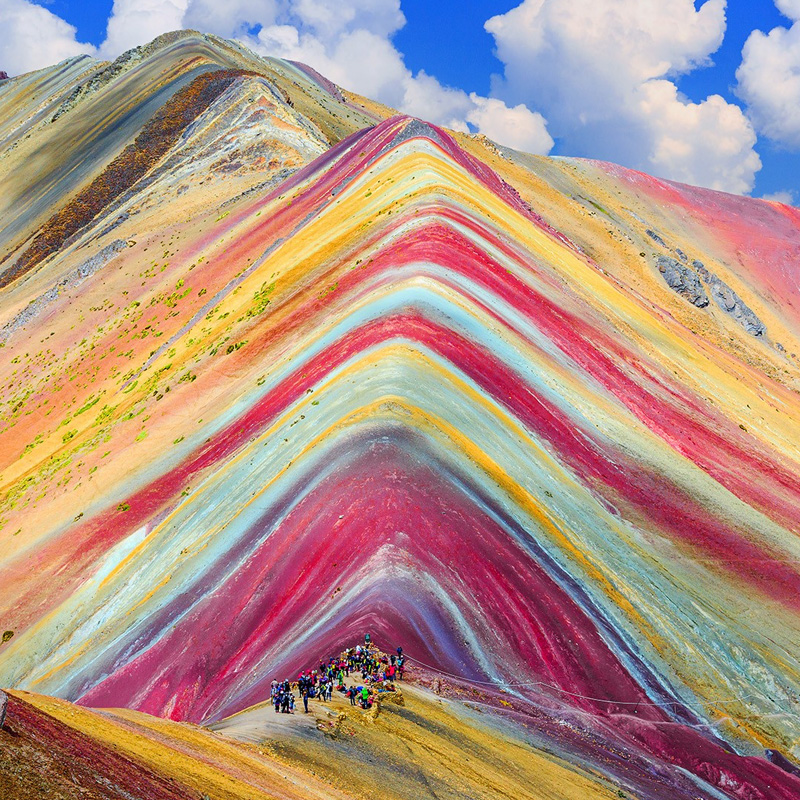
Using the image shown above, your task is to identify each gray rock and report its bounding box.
[646,229,667,248]
[705,273,766,336]
[656,256,709,307]
[663,257,768,336]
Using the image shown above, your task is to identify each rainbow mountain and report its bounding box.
[1,29,800,800]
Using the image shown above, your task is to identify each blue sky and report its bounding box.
[3,0,799,201]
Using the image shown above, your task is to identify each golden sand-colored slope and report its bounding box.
[4,685,631,800]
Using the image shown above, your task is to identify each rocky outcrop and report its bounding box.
[694,260,767,336]
[656,255,709,307]
[656,255,766,336]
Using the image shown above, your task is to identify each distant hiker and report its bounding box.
[364,633,371,647]
[349,687,357,706]
[271,681,281,714]
[0,690,7,729]
[361,686,370,709]
[302,687,310,713]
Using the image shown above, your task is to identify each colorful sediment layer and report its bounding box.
[1,30,800,800]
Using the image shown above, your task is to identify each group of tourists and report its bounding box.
[270,679,297,713]
[269,634,407,714]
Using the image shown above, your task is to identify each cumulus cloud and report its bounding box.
[736,10,800,148]
[93,0,553,155]
[466,95,553,154]
[775,0,800,19]
[0,0,96,76]
[486,0,761,193]
[638,80,760,194]
[761,189,795,204]
[102,0,190,60]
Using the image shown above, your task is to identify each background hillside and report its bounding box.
[1,31,800,800]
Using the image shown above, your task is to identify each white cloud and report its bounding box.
[466,94,554,154]
[736,17,800,148]
[398,70,475,130]
[486,0,761,193]
[761,189,795,204]
[285,27,410,108]
[101,0,190,60]
[291,0,405,40]
[639,80,760,194]
[775,0,800,20]
[182,0,404,44]
[0,0,96,76]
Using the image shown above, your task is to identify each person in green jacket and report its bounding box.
[361,686,370,708]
